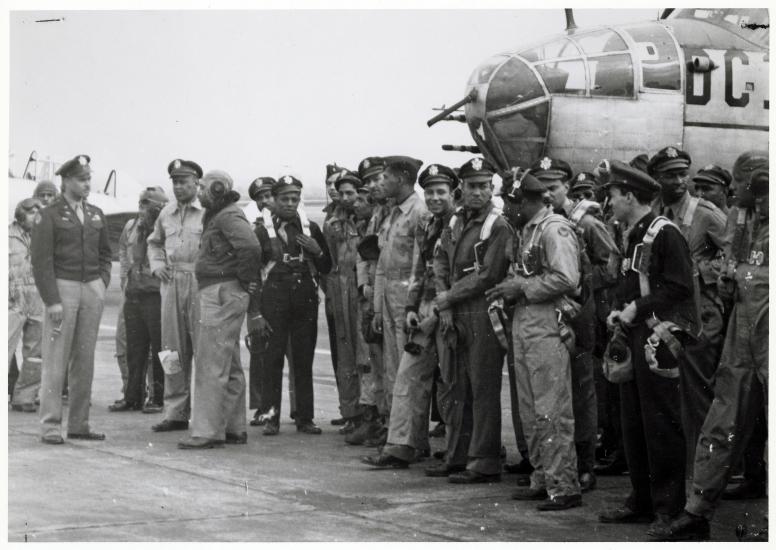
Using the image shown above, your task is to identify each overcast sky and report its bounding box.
[10,8,657,199]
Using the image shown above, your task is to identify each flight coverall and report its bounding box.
[562,199,619,477]
[374,192,427,414]
[685,206,768,521]
[255,212,332,424]
[192,203,262,440]
[615,212,696,518]
[32,196,112,438]
[510,207,581,498]
[8,221,43,408]
[323,207,369,420]
[147,199,204,423]
[382,213,450,462]
[662,192,728,483]
[434,203,511,475]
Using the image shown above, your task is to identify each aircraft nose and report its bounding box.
[465,54,550,171]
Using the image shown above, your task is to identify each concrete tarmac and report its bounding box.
[7,263,768,542]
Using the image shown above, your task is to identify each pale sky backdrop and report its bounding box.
[10,8,657,199]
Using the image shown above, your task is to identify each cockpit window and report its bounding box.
[468,55,509,86]
[574,29,628,55]
[624,24,681,91]
[520,39,581,63]
[534,59,586,96]
[486,57,545,111]
[671,8,769,48]
[589,54,634,97]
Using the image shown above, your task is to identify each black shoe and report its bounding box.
[296,421,322,435]
[579,472,597,492]
[536,493,582,511]
[652,512,710,541]
[152,419,189,432]
[41,434,65,445]
[178,436,224,449]
[645,514,673,538]
[429,422,446,438]
[338,419,357,435]
[225,432,248,444]
[263,421,280,436]
[504,458,534,475]
[250,410,267,427]
[599,506,654,524]
[722,480,766,500]
[142,403,163,414]
[331,417,347,426]
[425,463,465,477]
[511,487,548,501]
[67,432,106,440]
[108,401,142,412]
[413,448,430,463]
[449,470,501,484]
[360,453,409,470]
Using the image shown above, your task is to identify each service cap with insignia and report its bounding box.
[570,172,597,193]
[529,156,573,182]
[419,163,458,189]
[326,163,342,184]
[249,177,278,200]
[333,168,363,191]
[459,157,497,183]
[358,157,386,180]
[273,174,304,195]
[55,154,92,178]
[167,158,203,179]
[604,160,661,198]
[383,156,424,183]
[647,146,691,176]
[499,167,545,202]
[692,164,732,188]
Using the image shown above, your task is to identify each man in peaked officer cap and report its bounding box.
[370,156,428,447]
[648,146,728,492]
[147,158,205,433]
[488,167,583,509]
[691,164,732,214]
[362,163,457,469]
[252,174,332,436]
[323,163,342,222]
[433,157,512,484]
[598,160,695,536]
[248,177,278,216]
[32,154,113,444]
[569,172,598,202]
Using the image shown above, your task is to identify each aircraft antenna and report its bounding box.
[22,150,38,180]
[564,9,577,34]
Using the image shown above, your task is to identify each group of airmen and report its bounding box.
[7,145,768,541]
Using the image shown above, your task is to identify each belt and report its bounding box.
[170,262,196,272]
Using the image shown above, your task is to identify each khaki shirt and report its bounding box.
[147,199,204,272]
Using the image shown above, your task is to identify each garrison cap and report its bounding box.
[332,168,363,191]
[500,167,546,202]
[273,174,304,195]
[358,157,386,180]
[33,180,58,197]
[55,154,91,178]
[570,172,597,193]
[383,156,423,183]
[458,157,497,182]
[139,186,169,206]
[629,154,650,174]
[529,156,573,182]
[748,168,768,197]
[168,159,203,179]
[419,163,458,189]
[692,164,732,188]
[605,160,661,196]
[248,177,277,200]
[732,150,768,183]
[326,163,342,184]
[647,146,692,176]
[357,234,380,261]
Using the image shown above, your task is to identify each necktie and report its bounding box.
[280,221,301,255]
[75,203,84,224]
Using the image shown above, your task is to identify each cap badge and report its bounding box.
[578,173,586,181]
[704,164,714,171]
[429,165,439,176]
[173,159,182,169]
[540,157,552,171]
[363,159,370,169]
[471,158,483,171]
[666,147,678,158]
[78,156,88,166]
[284,176,293,185]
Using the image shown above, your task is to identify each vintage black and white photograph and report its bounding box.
[5,3,770,543]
